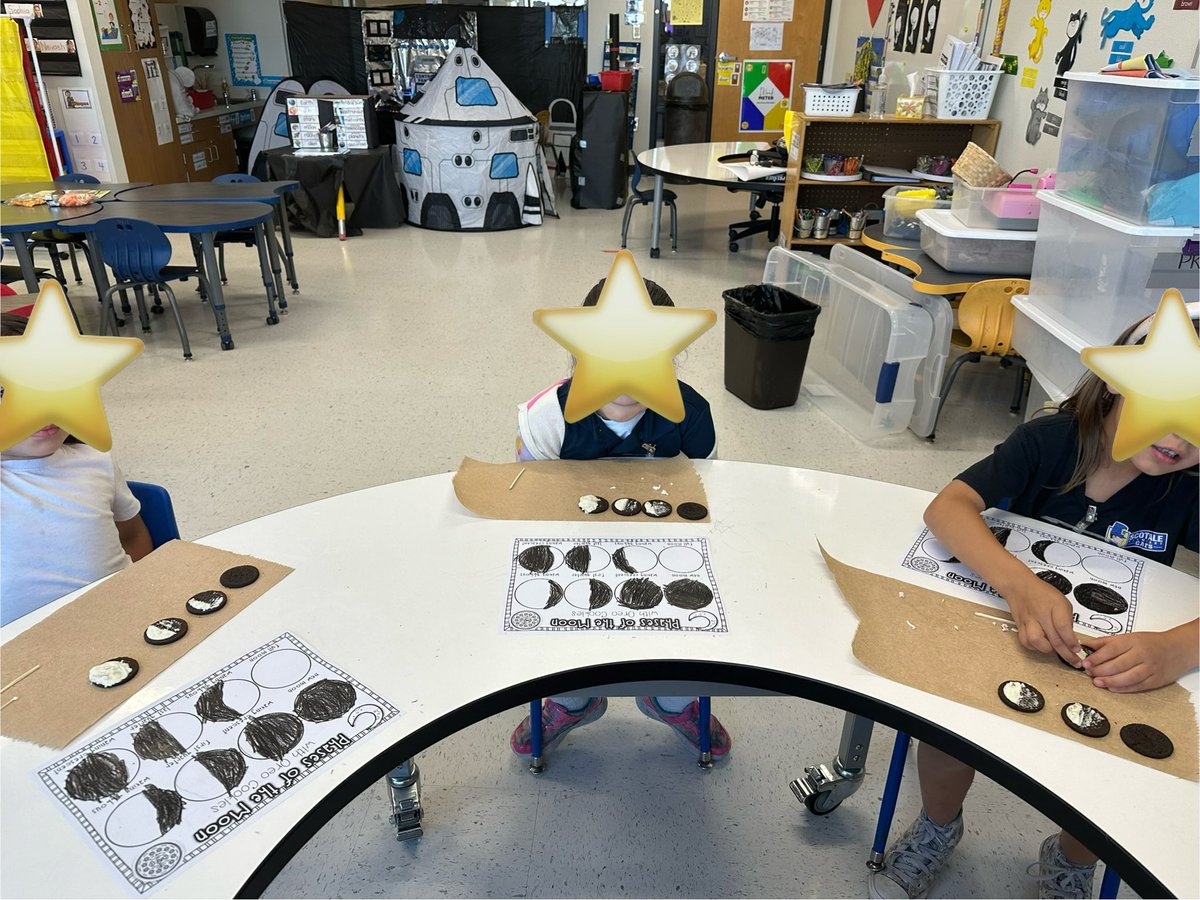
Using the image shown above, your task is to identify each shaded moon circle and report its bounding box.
[1073,583,1128,615]
[565,578,613,610]
[612,545,658,574]
[250,649,312,689]
[148,712,204,754]
[1080,555,1134,584]
[616,578,663,610]
[1032,539,1080,567]
[998,528,1030,553]
[664,578,713,610]
[564,544,611,574]
[105,789,182,848]
[517,544,562,574]
[514,578,563,609]
[174,756,237,802]
[658,545,704,573]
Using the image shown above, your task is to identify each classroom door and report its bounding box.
[709,0,826,143]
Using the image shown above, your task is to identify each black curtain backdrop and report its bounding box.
[283,2,368,95]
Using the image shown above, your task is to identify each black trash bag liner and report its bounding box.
[723,284,821,341]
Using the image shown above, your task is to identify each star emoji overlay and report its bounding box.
[533,251,716,423]
[0,280,142,452]
[1080,289,1200,461]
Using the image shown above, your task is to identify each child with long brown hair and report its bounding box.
[870,307,1199,900]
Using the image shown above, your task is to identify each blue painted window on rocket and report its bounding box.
[456,77,497,107]
[490,153,518,179]
[403,149,422,176]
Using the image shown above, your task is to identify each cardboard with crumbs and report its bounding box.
[0,540,293,749]
[453,456,710,522]
[820,544,1198,780]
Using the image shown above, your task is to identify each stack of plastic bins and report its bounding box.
[830,244,953,439]
[1012,190,1200,408]
[762,247,934,442]
[1055,73,1199,227]
[916,208,1037,275]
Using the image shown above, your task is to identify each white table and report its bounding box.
[636,142,779,257]
[1,462,1195,897]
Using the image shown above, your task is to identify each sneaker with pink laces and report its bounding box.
[510,697,608,757]
[636,696,732,758]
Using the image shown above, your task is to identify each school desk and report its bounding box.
[1,462,1195,898]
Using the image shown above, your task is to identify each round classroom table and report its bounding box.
[0,204,107,292]
[0,182,149,201]
[0,462,1195,898]
[862,224,1026,295]
[56,200,278,350]
[116,182,301,296]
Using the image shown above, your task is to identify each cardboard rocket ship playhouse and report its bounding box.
[396,48,556,231]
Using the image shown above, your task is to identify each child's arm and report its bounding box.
[1083,619,1199,692]
[116,513,153,562]
[925,479,1085,664]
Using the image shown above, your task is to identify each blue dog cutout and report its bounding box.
[1100,0,1155,49]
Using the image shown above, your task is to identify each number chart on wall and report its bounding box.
[901,514,1143,636]
[38,634,397,895]
[503,537,727,633]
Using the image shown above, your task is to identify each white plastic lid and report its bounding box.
[1063,71,1200,91]
[915,207,1036,241]
[1011,295,1089,352]
[1037,190,1200,237]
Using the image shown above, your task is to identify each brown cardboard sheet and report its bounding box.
[0,540,293,749]
[452,456,710,522]
[820,544,1198,781]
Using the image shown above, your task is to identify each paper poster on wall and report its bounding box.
[91,0,124,50]
[742,0,793,22]
[893,0,909,51]
[739,59,791,132]
[902,0,923,52]
[749,22,784,51]
[115,68,140,103]
[715,61,737,86]
[867,0,886,26]
[37,634,398,895]
[141,57,173,145]
[1020,65,1038,87]
[670,0,703,24]
[919,0,940,53]
[61,87,92,109]
[226,33,263,87]
[1099,0,1157,48]
[129,0,154,48]
[1107,39,1134,65]
[854,37,884,82]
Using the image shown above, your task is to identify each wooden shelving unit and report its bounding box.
[778,112,1001,250]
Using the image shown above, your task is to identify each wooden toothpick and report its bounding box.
[508,467,527,490]
[0,696,18,711]
[973,612,1015,625]
[0,664,40,694]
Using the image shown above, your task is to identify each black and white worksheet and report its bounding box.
[901,514,1143,635]
[504,537,727,633]
[38,633,397,895]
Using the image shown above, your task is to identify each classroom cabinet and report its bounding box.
[178,114,239,181]
[778,113,1001,249]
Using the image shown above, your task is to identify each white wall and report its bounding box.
[825,0,1199,174]
[156,0,289,95]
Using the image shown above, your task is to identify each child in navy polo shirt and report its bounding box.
[510,277,729,761]
[871,307,1199,900]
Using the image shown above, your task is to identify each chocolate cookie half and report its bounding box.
[144,617,189,646]
[676,502,708,520]
[1061,702,1110,738]
[612,498,642,517]
[186,590,228,616]
[220,565,260,589]
[1119,723,1174,759]
[643,499,672,518]
[89,657,139,689]
[997,680,1044,713]
[578,494,609,515]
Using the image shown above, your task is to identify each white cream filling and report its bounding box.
[644,500,671,516]
[614,498,638,513]
[1065,702,1103,728]
[578,494,602,514]
[145,622,180,642]
[89,660,133,686]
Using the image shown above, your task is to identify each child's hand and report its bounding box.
[1084,626,1198,692]
[1005,584,1084,665]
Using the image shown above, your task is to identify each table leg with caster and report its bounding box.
[253,224,281,325]
[867,731,911,870]
[199,233,235,350]
[263,220,287,312]
[697,695,713,769]
[528,699,545,774]
[387,759,423,841]
[790,711,874,815]
[649,174,664,259]
[276,201,299,293]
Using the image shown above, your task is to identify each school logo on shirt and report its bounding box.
[1105,521,1168,553]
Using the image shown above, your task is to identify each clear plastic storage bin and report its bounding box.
[916,208,1036,274]
[1056,73,1199,226]
[1010,297,1088,407]
[950,176,1040,230]
[762,247,933,441]
[1030,190,1200,349]
[883,186,952,240]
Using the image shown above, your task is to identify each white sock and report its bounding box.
[550,695,592,713]
[652,695,692,714]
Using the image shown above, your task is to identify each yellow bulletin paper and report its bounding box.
[671,0,704,26]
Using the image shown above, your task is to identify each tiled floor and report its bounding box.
[54,180,1153,898]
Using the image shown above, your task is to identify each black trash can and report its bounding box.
[664,72,709,145]
[723,284,822,409]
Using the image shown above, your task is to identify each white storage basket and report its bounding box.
[802,84,861,117]
[923,68,1001,119]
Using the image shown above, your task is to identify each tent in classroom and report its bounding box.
[395,48,556,231]
[247,77,351,178]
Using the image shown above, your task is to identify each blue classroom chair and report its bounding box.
[127,481,180,548]
[29,172,101,285]
[212,173,262,284]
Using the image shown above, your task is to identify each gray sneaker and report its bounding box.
[868,809,964,899]
[1028,834,1096,899]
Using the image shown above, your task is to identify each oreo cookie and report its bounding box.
[612,498,642,517]
[1059,644,1094,671]
[643,499,672,518]
[578,494,609,515]
[676,502,708,521]
[186,590,228,616]
[1073,583,1127,615]
[144,617,189,646]
[997,679,1045,713]
[89,657,139,689]
[220,565,260,589]
[1061,702,1110,738]
[1119,723,1174,760]
[1036,570,1072,595]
